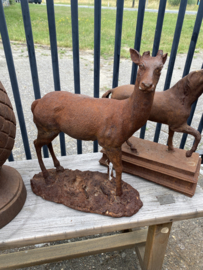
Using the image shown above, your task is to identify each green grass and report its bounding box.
[2,4,203,58]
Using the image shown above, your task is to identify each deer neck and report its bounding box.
[123,80,155,137]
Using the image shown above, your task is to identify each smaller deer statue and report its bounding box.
[102,70,203,157]
[31,48,167,196]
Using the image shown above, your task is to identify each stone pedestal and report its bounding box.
[100,137,201,197]
[0,165,27,229]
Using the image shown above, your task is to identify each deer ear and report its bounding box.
[130,48,141,64]
[162,53,168,65]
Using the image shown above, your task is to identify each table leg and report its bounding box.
[135,222,172,270]
[142,222,172,270]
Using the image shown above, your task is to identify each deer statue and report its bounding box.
[102,70,203,157]
[31,48,167,196]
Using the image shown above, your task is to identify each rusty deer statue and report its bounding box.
[31,48,167,196]
[102,69,202,157]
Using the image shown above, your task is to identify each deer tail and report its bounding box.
[102,89,113,98]
[31,99,39,113]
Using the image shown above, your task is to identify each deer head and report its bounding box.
[130,48,167,92]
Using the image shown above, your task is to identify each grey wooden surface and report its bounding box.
[1,152,203,251]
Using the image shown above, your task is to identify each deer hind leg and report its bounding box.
[126,139,138,153]
[47,142,64,172]
[172,124,201,157]
[167,127,175,152]
[34,130,60,184]
[105,147,123,196]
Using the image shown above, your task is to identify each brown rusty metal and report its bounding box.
[99,136,201,197]
[102,69,203,157]
[31,48,167,197]
[0,82,16,166]
[0,82,27,229]
[31,169,143,217]
[0,165,27,229]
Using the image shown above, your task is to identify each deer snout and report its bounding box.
[139,82,154,92]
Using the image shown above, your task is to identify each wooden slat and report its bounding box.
[143,223,172,270]
[135,243,145,270]
[1,153,203,251]
[0,229,147,270]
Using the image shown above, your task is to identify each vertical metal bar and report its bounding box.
[8,152,14,162]
[0,1,32,160]
[93,0,101,152]
[153,0,187,143]
[20,0,49,158]
[197,114,203,135]
[140,0,167,139]
[112,0,124,89]
[71,0,82,154]
[152,0,167,57]
[130,0,146,85]
[182,0,203,78]
[179,0,203,149]
[46,0,66,156]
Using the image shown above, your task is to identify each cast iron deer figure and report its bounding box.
[31,48,167,196]
[102,69,203,157]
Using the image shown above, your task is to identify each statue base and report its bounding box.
[0,165,27,229]
[30,169,143,217]
[99,137,201,197]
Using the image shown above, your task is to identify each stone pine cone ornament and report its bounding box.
[0,81,26,229]
[0,81,16,166]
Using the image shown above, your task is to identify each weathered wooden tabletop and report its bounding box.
[1,152,203,251]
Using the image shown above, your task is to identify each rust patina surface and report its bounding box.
[31,49,167,204]
[102,70,203,157]
[31,169,143,217]
[0,82,26,229]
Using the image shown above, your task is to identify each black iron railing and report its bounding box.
[0,0,202,161]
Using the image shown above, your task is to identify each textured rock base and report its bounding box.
[31,169,143,217]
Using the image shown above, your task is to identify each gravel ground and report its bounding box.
[0,43,203,270]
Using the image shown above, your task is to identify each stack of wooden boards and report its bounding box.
[99,137,201,197]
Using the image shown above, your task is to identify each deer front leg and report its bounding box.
[105,147,123,196]
[167,127,175,152]
[172,124,201,157]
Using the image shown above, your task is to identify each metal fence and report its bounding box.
[0,0,203,162]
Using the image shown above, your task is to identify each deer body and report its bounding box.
[32,49,167,196]
[102,70,203,157]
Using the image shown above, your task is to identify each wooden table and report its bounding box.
[1,152,203,270]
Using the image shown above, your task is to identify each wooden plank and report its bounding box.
[100,136,201,196]
[0,229,147,270]
[143,222,172,270]
[1,153,203,251]
[135,243,145,270]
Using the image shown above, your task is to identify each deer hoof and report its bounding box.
[186,150,193,158]
[116,189,123,197]
[44,175,55,185]
[131,147,138,154]
[56,165,64,172]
